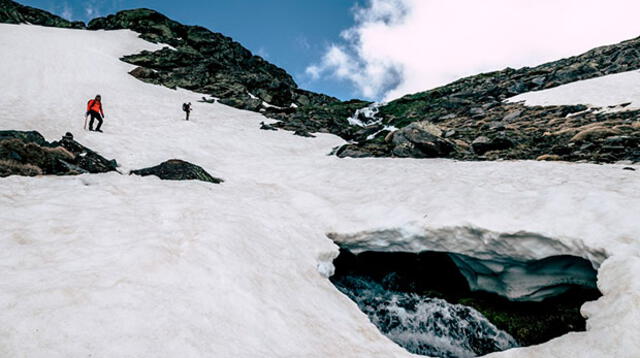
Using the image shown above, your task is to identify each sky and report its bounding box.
[18,0,640,102]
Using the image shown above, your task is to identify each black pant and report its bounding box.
[88,111,103,130]
[185,110,191,121]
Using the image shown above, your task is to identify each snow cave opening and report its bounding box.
[329,248,601,358]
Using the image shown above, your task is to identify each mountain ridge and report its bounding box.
[1,0,638,163]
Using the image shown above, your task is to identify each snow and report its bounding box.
[508,70,640,109]
[1,23,640,358]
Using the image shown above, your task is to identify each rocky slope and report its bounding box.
[0,1,338,111]
[86,9,337,111]
[0,0,84,28]
[2,0,638,163]
[333,37,640,162]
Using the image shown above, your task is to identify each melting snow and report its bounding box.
[0,24,639,357]
[508,70,640,110]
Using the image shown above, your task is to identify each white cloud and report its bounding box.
[61,2,73,20]
[308,0,640,101]
[257,46,270,59]
[83,0,103,19]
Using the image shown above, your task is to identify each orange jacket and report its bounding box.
[87,99,104,116]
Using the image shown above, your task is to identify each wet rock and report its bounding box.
[130,159,223,184]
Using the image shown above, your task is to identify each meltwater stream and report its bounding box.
[329,246,601,358]
[333,276,518,358]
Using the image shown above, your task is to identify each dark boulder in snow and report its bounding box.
[259,122,278,131]
[53,132,119,174]
[130,159,223,184]
[0,131,117,177]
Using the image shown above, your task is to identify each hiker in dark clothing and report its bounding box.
[183,102,192,121]
[86,95,105,132]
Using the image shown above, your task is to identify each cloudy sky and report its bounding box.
[21,0,640,102]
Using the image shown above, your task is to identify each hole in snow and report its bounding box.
[329,248,601,358]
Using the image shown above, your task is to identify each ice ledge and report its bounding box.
[327,224,607,301]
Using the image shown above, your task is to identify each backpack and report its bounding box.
[182,103,189,112]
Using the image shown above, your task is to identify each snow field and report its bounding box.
[0,24,639,357]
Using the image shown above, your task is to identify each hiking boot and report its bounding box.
[95,129,103,133]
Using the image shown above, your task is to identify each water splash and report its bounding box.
[347,103,383,127]
[334,276,518,358]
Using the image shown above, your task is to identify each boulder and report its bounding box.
[570,127,622,142]
[0,131,117,177]
[390,122,456,158]
[259,122,278,131]
[130,159,223,184]
[129,66,159,83]
[537,154,562,161]
[54,132,118,173]
[293,130,316,138]
[472,135,515,155]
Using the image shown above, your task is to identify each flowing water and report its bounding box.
[333,276,519,358]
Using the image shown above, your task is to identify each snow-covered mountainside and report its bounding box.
[1,23,640,358]
[333,36,640,162]
[509,69,640,109]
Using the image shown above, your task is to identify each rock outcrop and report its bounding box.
[3,1,638,163]
[0,131,118,177]
[266,99,372,140]
[335,35,640,162]
[336,103,640,163]
[0,0,84,28]
[130,159,223,184]
[87,9,337,111]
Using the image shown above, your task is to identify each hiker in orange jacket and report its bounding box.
[86,95,105,132]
